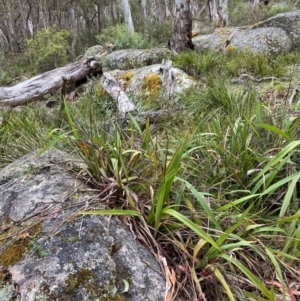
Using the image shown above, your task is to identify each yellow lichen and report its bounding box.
[225,44,236,53]
[141,73,162,98]
[0,239,28,267]
[192,31,200,38]
[121,71,135,89]
[95,84,106,97]
[65,269,96,294]
[216,28,230,34]
[0,222,42,267]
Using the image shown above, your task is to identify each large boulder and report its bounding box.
[102,48,174,71]
[0,149,165,301]
[193,10,300,54]
[193,26,292,54]
[120,63,195,100]
[254,10,300,50]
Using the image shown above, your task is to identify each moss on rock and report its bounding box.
[141,73,162,97]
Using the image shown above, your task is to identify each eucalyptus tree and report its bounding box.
[120,0,135,32]
[208,0,228,26]
[169,0,194,53]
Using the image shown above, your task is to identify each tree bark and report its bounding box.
[139,0,147,32]
[218,0,228,27]
[169,0,194,53]
[120,0,134,32]
[208,0,219,25]
[0,58,101,107]
[70,0,78,61]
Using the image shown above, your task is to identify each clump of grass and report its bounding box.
[173,49,290,79]
[0,106,60,167]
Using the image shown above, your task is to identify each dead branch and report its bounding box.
[0,57,101,107]
[101,72,136,118]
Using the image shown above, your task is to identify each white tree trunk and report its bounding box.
[208,0,219,25]
[139,0,147,31]
[218,0,228,27]
[170,0,194,53]
[155,0,166,23]
[120,0,134,32]
[70,1,78,61]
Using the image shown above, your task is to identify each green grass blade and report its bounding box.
[220,253,271,299]
[211,266,236,301]
[78,209,141,217]
[257,123,291,141]
[177,177,222,230]
[162,208,220,251]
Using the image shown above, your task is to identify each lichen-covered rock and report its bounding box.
[192,31,227,51]
[102,48,174,71]
[229,27,292,54]
[193,10,300,54]
[0,149,165,301]
[254,10,300,50]
[83,45,105,58]
[123,64,195,100]
[193,26,292,54]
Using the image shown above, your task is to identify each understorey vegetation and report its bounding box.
[1,46,300,300]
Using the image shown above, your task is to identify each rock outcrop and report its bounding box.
[0,149,165,301]
[193,10,300,54]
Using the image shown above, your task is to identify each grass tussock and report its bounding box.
[1,49,300,300]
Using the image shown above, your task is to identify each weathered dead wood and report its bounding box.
[101,72,136,118]
[161,60,175,99]
[0,58,101,107]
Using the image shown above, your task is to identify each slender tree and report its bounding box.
[218,0,228,27]
[169,0,194,53]
[120,0,134,32]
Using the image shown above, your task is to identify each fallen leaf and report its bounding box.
[122,279,130,293]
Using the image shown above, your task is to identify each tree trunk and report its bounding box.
[155,0,166,23]
[139,0,147,32]
[218,0,228,27]
[206,0,228,27]
[208,0,219,25]
[169,0,194,53]
[70,1,78,61]
[120,0,134,32]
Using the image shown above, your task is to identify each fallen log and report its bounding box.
[0,58,102,107]
[101,72,136,118]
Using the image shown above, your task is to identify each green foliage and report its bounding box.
[229,0,296,26]
[144,19,173,46]
[266,3,293,17]
[173,49,288,79]
[25,25,71,72]
[96,25,153,50]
